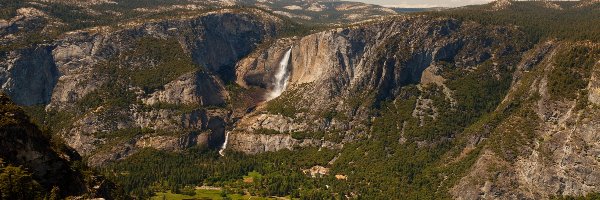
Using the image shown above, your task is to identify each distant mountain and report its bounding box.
[0,0,398,27]
[235,0,397,24]
[391,7,429,13]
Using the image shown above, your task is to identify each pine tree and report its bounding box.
[48,186,60,200]
[0,165,43,200]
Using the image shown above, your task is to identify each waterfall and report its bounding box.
[218,131,229,156]
[267,48,292,100]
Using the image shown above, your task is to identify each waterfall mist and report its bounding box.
[267,48,292,100]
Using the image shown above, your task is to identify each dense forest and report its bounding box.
[427,1,600,42]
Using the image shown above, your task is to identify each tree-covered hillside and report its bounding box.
[427,1,600,42]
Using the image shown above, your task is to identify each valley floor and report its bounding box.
[151,189,285,200]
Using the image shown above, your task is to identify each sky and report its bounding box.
[352,0,495,8]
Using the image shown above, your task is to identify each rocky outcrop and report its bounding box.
[86,130,213,167]
[143,71,228,106]
[235,113,309,133]
[185,11,279,80]
[588,61,600,105]
[135,132,209,151]
[491,0,513,10]
[47,31,104,110]
[509,44,600,199]
[133,108,228,148]
[228,132,341,154]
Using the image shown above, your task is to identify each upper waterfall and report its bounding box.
[267,48,292,100]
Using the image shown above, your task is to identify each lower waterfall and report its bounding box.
[218,131,229,156]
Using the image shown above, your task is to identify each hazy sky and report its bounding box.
[353,0,495,8]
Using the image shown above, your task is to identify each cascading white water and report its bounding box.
[219,49,291,156]
[218,131,229,156]
[267,48,292,100]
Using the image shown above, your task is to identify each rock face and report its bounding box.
[228,132,340,154]
[0,45,59,105]
[143,71,227,106]
[492,0,513,10]
[589,61,600,105]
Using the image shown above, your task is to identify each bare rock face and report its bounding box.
[66,106,229,166]
[143,71,228,106]
[576,0,600,8]
[0,45,59,105]
[64,112,107,156]
[228,132,341,154]
[237,113,309,133]
[135,132,208,151]
[511,46,600,198]
[48,31,105,110]
[187,12,278,81]
[236,39,295,89]
[589,61,600,105]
